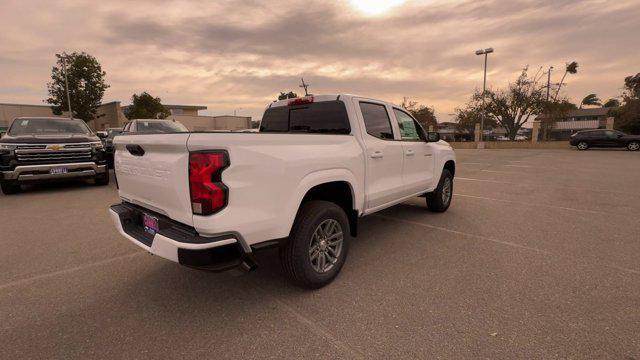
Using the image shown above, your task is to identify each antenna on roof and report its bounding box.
[299,78,310,96]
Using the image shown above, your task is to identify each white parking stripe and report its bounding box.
[0,251,145,291]
[374,214,550,254]
[456,177,633,195]
[376,214,640,276]
[454,193,604,214]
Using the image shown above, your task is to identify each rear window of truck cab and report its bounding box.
[260,101,350,134]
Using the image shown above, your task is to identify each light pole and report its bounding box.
[62,55,73,119]
[475,47,493,142]
[233,108,242,116]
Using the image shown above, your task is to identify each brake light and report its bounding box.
[189,151,229,215]
[288,96,314,106]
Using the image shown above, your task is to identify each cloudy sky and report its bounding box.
[1,0,639,121]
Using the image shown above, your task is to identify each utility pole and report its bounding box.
[62,55,73,119]
[299,78,310,96]
[475,48,494,142]
[546,66,553,102]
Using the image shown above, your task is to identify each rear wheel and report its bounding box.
[577,141,589,150]
[426,169,453,212]
[627,141,640,151]
[0,181,21,195]
[94,171,110,186]
[280,200,350,289]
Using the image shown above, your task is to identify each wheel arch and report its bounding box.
[286,169,361,238]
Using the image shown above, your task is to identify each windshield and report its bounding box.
[8,118,92,136]
[135,120,188,133]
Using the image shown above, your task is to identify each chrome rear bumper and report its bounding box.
[1,162,106,181]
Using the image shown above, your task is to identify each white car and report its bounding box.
[110,95,456,288]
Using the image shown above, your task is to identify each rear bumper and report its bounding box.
[1,162,106,181]
[109,202,256,271]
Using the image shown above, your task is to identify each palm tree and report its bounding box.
[553,61,578,101]
[603,98,621,108]
[580,93,602,108]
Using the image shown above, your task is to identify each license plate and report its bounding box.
[50,167,68,174]
[142,214,159,235]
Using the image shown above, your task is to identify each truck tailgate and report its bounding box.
[113,134,193,226]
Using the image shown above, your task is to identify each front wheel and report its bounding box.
[1,181,21,195]
[426,169,453,212]
[280,200,350,289]
[627,141,640,151]
[94,171,110,186]
[577,141,589,150]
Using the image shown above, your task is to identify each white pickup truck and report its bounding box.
[110,95,456,288]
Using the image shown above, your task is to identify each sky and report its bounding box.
[1,0,639,122]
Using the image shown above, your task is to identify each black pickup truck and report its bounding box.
[0,117,109,194]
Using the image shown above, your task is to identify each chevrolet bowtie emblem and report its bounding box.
[47,144,64,151]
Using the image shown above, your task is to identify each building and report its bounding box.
[0,102,127,132]
[0,102,251,133]
[535,107,614,140]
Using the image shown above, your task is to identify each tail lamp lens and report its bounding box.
[189,152,229,215]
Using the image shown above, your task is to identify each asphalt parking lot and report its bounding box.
[1,148,639,359]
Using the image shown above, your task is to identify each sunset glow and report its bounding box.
[349,0,406,15]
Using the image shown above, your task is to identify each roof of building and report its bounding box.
[536,107,613,120]
[163,104,207,110]
[118,104,207,111]
[0,101,121,107]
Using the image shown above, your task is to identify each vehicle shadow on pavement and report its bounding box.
[3,171,114,196]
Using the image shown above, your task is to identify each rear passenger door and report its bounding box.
[353,99,405,210]
[392,108,434,194]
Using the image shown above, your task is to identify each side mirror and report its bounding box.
[427,132,440,142]
[96,131,107,139]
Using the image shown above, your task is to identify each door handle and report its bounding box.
[405,149,415,156]
[370,151,384,159]
[126,144,145,156]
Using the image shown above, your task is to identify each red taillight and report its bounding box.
[189,151,229,215]
[288,96,314,106]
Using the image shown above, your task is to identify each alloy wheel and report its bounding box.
[309,219,343,274]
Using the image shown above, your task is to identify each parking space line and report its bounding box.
[503,164,534,168]
[377,213,640,276]
[374,214,550,254]
[253,286,366,360]
[0,251,145,291]
[454,193,604,214]
[480,169,513,174]
[456,177,633,195]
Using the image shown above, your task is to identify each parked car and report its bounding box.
[121,119,188,133]
[102,127,123,168]
[0,117,109,194]
[570,129,640,151]
[109,95,456,289]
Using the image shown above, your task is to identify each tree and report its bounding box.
[603,98,621,108]
[553,61,578,101]
[622,73,640,100]
[579,93,601,108]
[454,98,498,138]
[612,72,640,134]
[278,91,298,100]
[461,68,547,140]
[540,99,577,140]
[400,98,438,129]
[45,52,109,121]
[124,92,171,120]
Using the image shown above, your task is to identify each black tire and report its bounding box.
[426,169,453,213]
[627,141,640,151]
[94,171,110,186]
[576,141,589,150]
[1,181,20,195]
[279,200,350,289]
